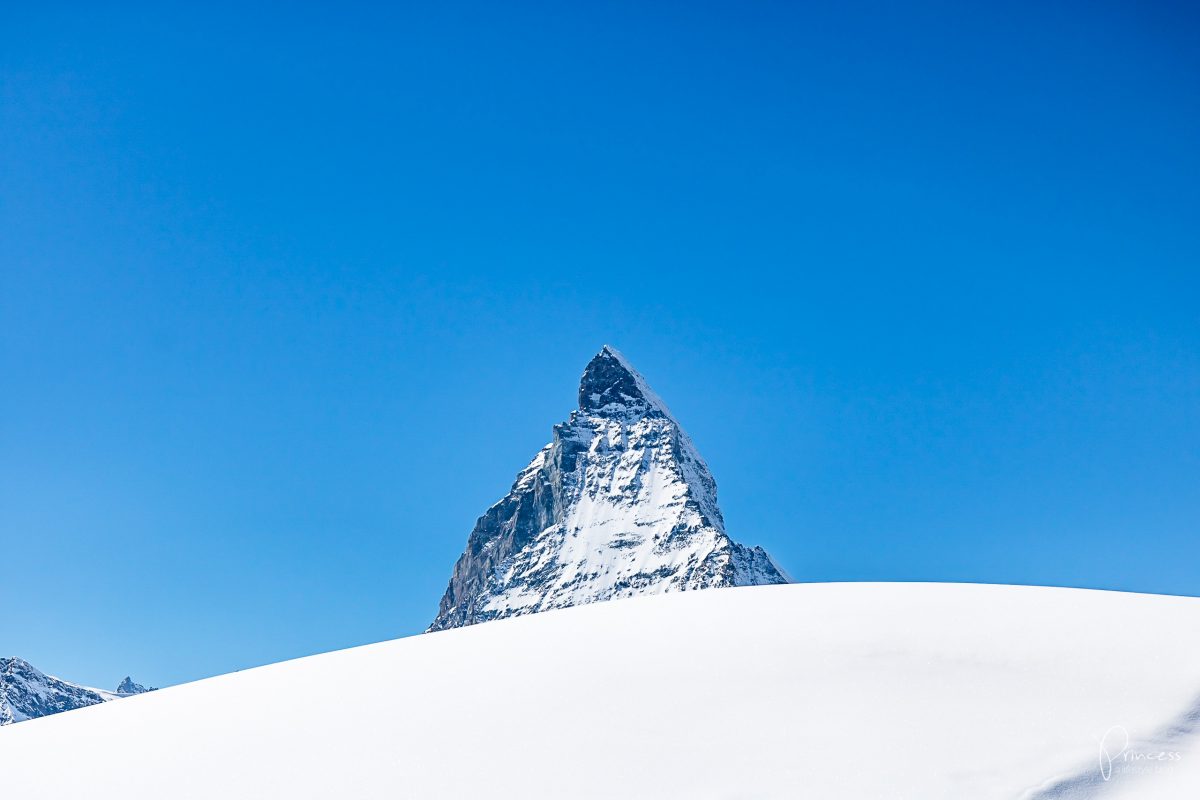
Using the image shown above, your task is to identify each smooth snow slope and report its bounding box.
[3,584,1199,799]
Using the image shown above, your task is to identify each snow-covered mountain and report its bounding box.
[0,657,153,725]
[4,584,1200,799]
[429,345,787,631]
[0,657,116,725]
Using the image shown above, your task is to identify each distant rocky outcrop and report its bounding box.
[115,676,156,696]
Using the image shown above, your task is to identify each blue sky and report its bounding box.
[2,1,1197,688]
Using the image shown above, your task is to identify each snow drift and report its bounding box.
[2,583,1198,799]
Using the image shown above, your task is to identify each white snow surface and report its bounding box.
[4,582,1200,799]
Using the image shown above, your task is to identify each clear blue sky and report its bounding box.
[2,1,1197,689]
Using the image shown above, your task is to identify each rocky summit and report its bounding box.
[429,345,788,631]
[115,676,156,696]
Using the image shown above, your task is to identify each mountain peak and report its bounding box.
[429,346,787,631]
[1,657,41,678]
[578,345,670,418]
[116,676,155,695]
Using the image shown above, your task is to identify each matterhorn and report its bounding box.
[430,346,788,631]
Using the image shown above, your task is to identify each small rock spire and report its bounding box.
[115,676,155,695]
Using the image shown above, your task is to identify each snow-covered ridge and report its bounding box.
[0,657,154,725]
[3,584,1199,799]
[429,345,787,631]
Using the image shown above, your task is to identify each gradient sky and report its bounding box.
[2,1,1198,689]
